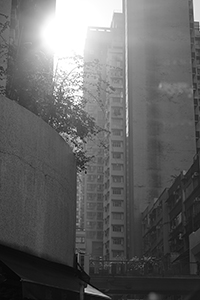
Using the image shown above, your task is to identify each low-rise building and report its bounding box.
[142,154,200,276]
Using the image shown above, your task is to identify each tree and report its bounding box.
[1,30,113,170]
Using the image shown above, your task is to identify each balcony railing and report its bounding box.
[89,259,200,277]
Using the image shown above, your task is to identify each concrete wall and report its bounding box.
[0,96,76,266]
[125,0,196,256]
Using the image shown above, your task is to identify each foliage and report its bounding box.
[1,29,113,170]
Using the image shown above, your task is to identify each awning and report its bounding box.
[0,244,82,299]
[85,284,111,299]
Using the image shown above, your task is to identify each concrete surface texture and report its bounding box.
[0,96,76,266]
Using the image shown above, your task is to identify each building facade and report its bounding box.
[142,153,200,276]
[82,13,126,261]
[83,26,111,260]
[192,18,200,148]
[103,13,126,260]
[124,0,196,257]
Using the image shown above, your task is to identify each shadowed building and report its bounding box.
[124,0,196,257]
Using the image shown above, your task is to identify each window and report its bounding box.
[96,231,103,240]
[87,175,96,182]
[87,193,96,201]
[110,69,123,77]
[112,225,124,232]
[112,200,123,207]
[97,222,103,229]
[112,152,122,159]
[86,221,96,229]
[112,118,123,126]
[112,188,123,195]
[97,175,103,182]
[97,212,103,220]
[87,212,96,219]
[112,129,122,136]
[112,78,123,85]
[97,166,103,173]
[112,175,124,183]
[86,231,96,239]
[113,87,123,95]
[112,107,122,116]
[112,97,121,103]
[97,194,103,201]
[87,202,96,209]
[97,184,103,192]
[87,184,96,191]
[76,237,85,243]
[87,166,96,173]
[113,212,124,220]
[113,238,124,245]
[112,163,123,171]
[112,141,122,147]
[97,203,103,210]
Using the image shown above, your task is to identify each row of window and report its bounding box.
[86,221,103,229]
[112,129,123,136]
[87,184,104,192]
[87,166,103,173]
[112,152,123,159]
[86,212,103,220]
[113,238,124,245]
[104,189,125,202]
[87,174,103,183]
[112,140,123,147]
[87,202,103,210]
[87,184,124,194]
[87,193,103,201]
[76,237,85,243]
[112,212,124,220]
[86,231,103,239]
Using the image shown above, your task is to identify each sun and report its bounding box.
[40,1,90,57]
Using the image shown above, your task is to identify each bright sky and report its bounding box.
[194,0,200,22]
[54,0,122,56]
[44,0,199,57]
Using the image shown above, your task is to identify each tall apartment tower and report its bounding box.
[104,13,126,260]
[192,18,200,147]
[124,0,196,257]
[83,27,111,259]
[83,13,126,260]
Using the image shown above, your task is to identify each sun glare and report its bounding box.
[41,1,90,57]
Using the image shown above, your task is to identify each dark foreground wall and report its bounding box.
[0,96,76,266]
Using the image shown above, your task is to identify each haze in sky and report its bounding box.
[54,0,199,56]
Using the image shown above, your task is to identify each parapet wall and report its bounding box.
[0,96,76,266]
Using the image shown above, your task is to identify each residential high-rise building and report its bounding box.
[83,26,111,260]
[82,13,126,261]
[103,13,126,260]
[81,1,199,263]
[124,0,196,257]
[192,18,200,148]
